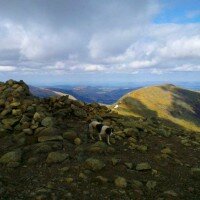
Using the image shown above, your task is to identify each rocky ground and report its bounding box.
[0,80,200,200]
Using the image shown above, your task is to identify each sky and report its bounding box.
[0,0,200,86]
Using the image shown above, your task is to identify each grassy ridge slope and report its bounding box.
[112,84,200,132]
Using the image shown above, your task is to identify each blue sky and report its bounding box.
[0,0,199,86]
[155,0,200,23]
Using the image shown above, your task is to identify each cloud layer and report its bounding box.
[0,0,199,84]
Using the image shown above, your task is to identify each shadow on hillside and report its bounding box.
[121,94,199,132]
[161,86,200,129]
[122,96,158,118]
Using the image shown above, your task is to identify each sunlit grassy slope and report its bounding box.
[112,84,200,132]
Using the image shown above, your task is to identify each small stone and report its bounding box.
[181,139,191,146]
[41,117,54,127]
[12,109,22,116]
[63,131,77,141]
[88,141,107,154]
[2,118,19,127]
[136,162,151,171]
[59,167,70,173]
[151,169,158,176]
[124,162,133,169]
[111,158,120,166]
[164,190,178,197]
[132,180,143,188]
[128,137,137,143]
[114,177,127,188]
[84,158,105,171]
[10,102,21,108]
[137,145,148,152]
[23,128,33,135]
[46,152,68,164]
[33,112,42,122]
[65,177,73,184]
[161,147,172,154]
[27,157,39,165]
[38,135,63,142]
[95,176,108,183]
[74,138,81,145]
[146,180,157,190]
[79,172,87,180]
[35,144,52,154]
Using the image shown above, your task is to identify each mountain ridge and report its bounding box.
[112,84,200,132]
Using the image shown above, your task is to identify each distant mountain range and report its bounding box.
[30,85,138,104]
[29,85,76,100]
[29,83,200,131]
[112,84,200,132]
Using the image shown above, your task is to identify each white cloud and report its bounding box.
[0,0,200,80]
[0,66,16,72]
[158,36,200,59]
[129,59,157,69]
[46,61,65,70]
[83,64,105,72]
[151,68,163,75]
[173,64,200,72]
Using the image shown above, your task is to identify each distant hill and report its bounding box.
[29,85,76,100]
[47,86,137,104]
[112,84,200,131]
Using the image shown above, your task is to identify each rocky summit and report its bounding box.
[0,80,200,200]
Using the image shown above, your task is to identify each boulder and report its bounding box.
[95,176,108,184]
[87,141,107,153]
[33,112,43,122]
[74,138,81,145]
[131,180,143,188]
[124,162,133,169]
[2,118,19,127]
[161,147,172,154]
[146,180,157,190]
[46,152,68,164]
[114,177,127,188]
[10,102,21,108]
[136,162,151,171]
[63,131,77,141]
[84,158,105,171]
[38,135,63,142]
[41,117,54,127]
[12,109,22,116]
[0,150,22,164]
[23,128,33,135]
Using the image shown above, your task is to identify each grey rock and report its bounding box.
[46,152,68,164]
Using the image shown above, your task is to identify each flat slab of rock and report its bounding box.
[46,152,68,164]
[84,158,105,171]
[41,117,54,127]
[63,131,77,141]
[38,135,63,142]
[2,118,20,126]
[0,150,22,164]
[136,162,151,171]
